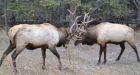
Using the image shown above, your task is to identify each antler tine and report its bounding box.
[87,15,90,22]
[82,13,93,27]
[85,14,92,26]
[83,13,90,26]
[85,17,93,26]
[85,13,90,26]
[83,13,89,23]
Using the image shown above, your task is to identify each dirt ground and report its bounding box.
[0,29,140,75]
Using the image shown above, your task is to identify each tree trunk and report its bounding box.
[68,4,77,26]
[138,6,140,19]
[3,0,8,31]
[60,0,65,20]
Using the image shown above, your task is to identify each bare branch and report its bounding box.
[70,16,81,32]
[67,16,74,23]
[67,6,80,33]
[67,9,75,16]
[67,6,78,16]
[82,19,93,25]
[73,6,78,15]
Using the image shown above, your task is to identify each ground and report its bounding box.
[0,29,140,75]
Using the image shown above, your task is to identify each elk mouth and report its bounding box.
[64,44,68,48]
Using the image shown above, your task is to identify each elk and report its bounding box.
[0,23,73,74]
[0,6,79,74]
[73,13,140,64]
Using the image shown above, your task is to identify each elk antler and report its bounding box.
[83,13,89,23]
[77,13,93,35]
[81,13,93,27]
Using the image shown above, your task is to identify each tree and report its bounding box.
[133,0,140,19]
[97,0,132,17]
[2,0,137,26]
[3,0,8,30]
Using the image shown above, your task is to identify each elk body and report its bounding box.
[0,23,70,73]
[74,22,140,64]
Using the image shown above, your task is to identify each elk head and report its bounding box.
[74,13,93,46]
[65,6,81,48]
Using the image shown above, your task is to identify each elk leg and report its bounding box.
[49,47,61,70]
[116,43,125,61]
[0,44,15,67]
[41,48,46,70]
[128,42,140,61]
[98,45,104,64]
[103,44,107,64]
[11,48,24,74]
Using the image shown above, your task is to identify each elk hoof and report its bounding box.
[137,59,140,62]
[115,58,119,61]
[103,61,106,64]
[42,66,46,70]
[13,69,17,75]
[0,60,2,67]
[97,62,101,65]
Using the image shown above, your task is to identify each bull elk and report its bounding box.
[0,6,80,73]
[73,13,140,64]
[0,23,74,74]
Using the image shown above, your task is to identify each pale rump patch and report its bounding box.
[8,24,29,44]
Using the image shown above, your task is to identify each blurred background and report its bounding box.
[1,0,140,29]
